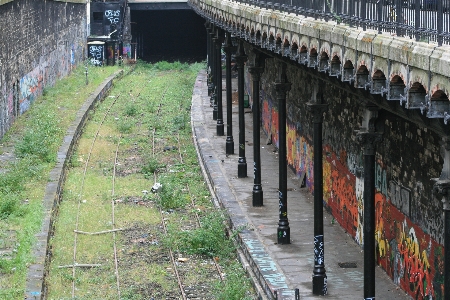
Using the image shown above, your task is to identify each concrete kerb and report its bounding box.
[24,69,124,300]
[191,70,299,300]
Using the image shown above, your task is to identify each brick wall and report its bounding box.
[247,54,444,299]
[0,0,86,138]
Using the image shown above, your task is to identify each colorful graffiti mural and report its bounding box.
[260,85,442,299]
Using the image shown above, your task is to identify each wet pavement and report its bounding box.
[191,70,412,300]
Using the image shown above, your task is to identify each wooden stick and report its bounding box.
[74,228,124,235]
[58,264,101,268]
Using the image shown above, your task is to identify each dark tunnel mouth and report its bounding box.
[130,9,207,63]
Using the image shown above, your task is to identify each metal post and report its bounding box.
[212,31,219,121]
[437,0,443,46]
[215,29,224,136]
[209,25,217,109]
[356,105,382,300]
[361,0,367,31]
[306,91,328,296]
[205,21,213,95]
[275,62,291,244]
[414,0,420,42]
[235,40,248,178]
[248,53,265,207]
[224,33,236,155]
[377,0,382,34]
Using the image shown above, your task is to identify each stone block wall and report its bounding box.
[246,55,444,299]
[0,0,87,139]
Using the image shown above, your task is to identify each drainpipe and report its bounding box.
[215,28,224,136]
[248,51,265,206]
[432,136,450,299]
[223,33,236,155]
[235,40,248,178]
[355,105,382,300]
[306,90,329,296]
[275,62,291,244]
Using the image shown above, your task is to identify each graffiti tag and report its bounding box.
[105,10,120,24]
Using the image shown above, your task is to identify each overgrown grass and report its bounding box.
[0,62,122,298]
[45,61,256,300]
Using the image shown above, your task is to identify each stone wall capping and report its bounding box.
[388,38,413,65]
[343,28,361,51]
[330,24,348,45]
[409,42,435,72]
[356,31,377,54]
[298,18,321,39]
[430,45,450,79]
[372,34,394,60]
[319,22,335,44]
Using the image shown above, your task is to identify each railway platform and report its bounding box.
[191,70,413,300]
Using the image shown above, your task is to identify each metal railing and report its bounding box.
[228,0,450,45]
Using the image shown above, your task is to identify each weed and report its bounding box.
[166,210,235,258]
[117,120,133,134]
[156,176,187,209]
[124,104,138,117]
[213,260,254,300]
[141,156,165,176]
[172,114,186,130]
[153,61,189,71]
[0,192,25,219]
[14,111,61,163]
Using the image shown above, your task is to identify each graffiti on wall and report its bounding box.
[0,17,85,140]
[88,45,104,66]
[260,86,442,299]
[105,10,120,24]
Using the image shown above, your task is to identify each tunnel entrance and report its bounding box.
[130,9,206,63]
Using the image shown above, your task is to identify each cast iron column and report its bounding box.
[223,33,236,154]
[206,22,214,96]
[306,94,328,296]
[248,55,265,206]
[356,106,382,300]
[235,40,248,178]
[275,63,291,244]
[212,31,219,121]
[209,25,217,111]
[215,29,224,136]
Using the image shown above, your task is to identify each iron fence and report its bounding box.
[230,0,450,45]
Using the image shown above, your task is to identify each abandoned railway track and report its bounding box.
[45,62,255,300]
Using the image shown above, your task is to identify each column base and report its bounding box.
[277,226,290,244]
[213,105,218,120]
[238,158,247,178]
[216,122,224,136]
[226,137,234,155]
[252,185,263,206]
[312,272,327,296]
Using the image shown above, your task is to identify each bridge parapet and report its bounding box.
[191,0,450,124]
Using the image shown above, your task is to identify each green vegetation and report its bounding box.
[0,63,122,299]
[44,61,255,300]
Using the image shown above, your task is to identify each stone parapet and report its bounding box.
[192,0,450,121]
